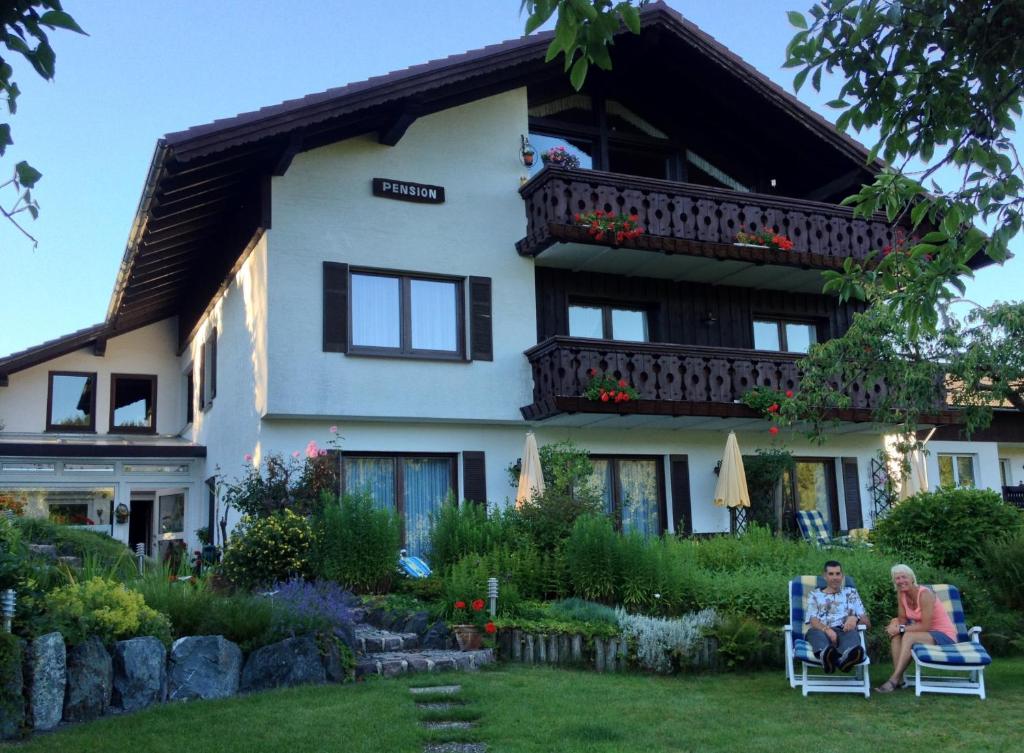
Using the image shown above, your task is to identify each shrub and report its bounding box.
[547,597,619,627]
[268,578,355,635]
[616,608,717,673]
[564,515,619,603]
[976,529,1024,610]
[709,613,778,670]
[313,493,400,593]
[872,487,1023,568]
[43,577,172,646]
[430,499,521,569]
[0,632,23,738]
[14,517,132,563]
[222,510,315,590]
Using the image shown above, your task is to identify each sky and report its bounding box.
[0,0,1020,357]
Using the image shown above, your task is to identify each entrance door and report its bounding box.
[128,499,153,556]
[784,459,841,533]
[156,491,187,568]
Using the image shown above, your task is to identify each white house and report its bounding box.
[0,4,987,557]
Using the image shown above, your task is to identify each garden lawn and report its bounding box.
[9,660,1023,753]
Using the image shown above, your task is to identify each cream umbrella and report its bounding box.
[515,432,546,508]
[713,431,750,508]
[899,429,934,500]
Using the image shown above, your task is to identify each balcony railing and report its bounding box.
[1003,486,1024,510]
[521,336,951,424]
[517,167,903,266]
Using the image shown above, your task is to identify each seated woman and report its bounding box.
[875,563,958,693]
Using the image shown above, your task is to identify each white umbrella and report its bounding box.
[713,431,750,508]
[515,432,546,508]
[899,430,934,500]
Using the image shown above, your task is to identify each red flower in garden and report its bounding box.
[618,379,627,388]
[454,600,466,609]
[588,367,597,376]
[485,622,497,635]
[769,426,780,436]
[768,403,779,413]
[601,392,610,402]
[472,599,485,611]
[785,390,794,398]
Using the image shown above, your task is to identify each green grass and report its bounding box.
[7,660,1023,753]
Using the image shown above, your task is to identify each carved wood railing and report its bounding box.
[518,167,903,262]
[521,336,893,421]
[1002,486,1024,510]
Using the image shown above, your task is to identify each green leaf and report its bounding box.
[544,38,563,63]
[569,56,588,91]
[39,10,86,34]
[920,231,947,244]
[554,13,575,56]
[15,160,41,188]
[619,4,641,34]
[910,201,929,228]
[792,67,809,92]
[811,65,822,92]
[825,99,848,109]
[787,10,808,29]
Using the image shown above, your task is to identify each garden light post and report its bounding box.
[2,589,15,634]
[135,542,146,575]
[488,577,498,618]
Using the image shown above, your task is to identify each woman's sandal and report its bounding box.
[874,679,901,693]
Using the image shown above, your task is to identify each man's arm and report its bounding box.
[849,588,870,628]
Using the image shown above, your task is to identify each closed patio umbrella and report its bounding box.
[515,432,546,508]
[899,429,934,501]
[713,431,750,509]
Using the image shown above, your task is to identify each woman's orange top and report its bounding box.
[900,586,957,641]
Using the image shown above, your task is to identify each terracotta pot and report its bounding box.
[453,624,483,651]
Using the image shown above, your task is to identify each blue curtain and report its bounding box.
[344,457,396,512]
[402,458,452,558]
[619,459,659,538]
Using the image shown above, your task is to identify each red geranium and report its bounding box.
[769,426,780,436]
[785,390,794,398]
[454,600,466,609]
[471,599,485,611]
[484,622,497,634]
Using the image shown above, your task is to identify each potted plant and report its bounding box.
[584,369,640,403]
[735,228,795,251]
[576,211,644,244]
[540,145,581,169]
[450,597,495,650]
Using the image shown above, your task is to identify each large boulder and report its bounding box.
[26,632,65,731]
[422,620,452,650]
[403,611,431,637]
[63,637,112,723]
[240,635,325,692]
[112,637,166,712]
[167,636,241,701]
[0,637,25,740]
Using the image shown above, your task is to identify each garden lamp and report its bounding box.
[2,589,15,634]
[488,577,498,617]
[135,542,146,575]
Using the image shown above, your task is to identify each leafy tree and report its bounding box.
[785,0,1023,336]
[0,1,84,247]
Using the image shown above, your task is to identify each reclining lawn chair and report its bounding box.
[796,510,849,548]
[907,584,991,699]
[398,549,432,578]
[784,575,871,697]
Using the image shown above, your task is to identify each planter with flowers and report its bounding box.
[541,146,581,169]
[450,598,496,650]
[575,211,644,244]
[734,229,795,251]
[584,369,640,404]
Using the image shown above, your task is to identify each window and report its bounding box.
[1000,458,1012,487]
[350,271,463,358]
[588,457,664,537]
[569,303,649,342]
[341,454,456,556]
[110,374,157,434]
[185,369,194,424]
[0,487,113,526]
[46,371,96,432]
[200,328,217,411]
[783,459,841,532]
[938,454,976,488]
[753,319,817,353]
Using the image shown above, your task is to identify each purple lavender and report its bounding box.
[269,578,355,636]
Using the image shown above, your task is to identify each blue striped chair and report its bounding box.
[785,575,871,697]
[796,510,839,548]
[908,584,991,699]
[398,549,432,578]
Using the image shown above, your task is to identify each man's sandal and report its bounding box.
[874,680,901,693]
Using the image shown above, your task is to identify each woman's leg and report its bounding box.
[889,633,936,684]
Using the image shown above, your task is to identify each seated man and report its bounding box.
[805,560,870,673]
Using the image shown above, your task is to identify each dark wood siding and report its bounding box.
[841,457,864,529]
[462,451,487,505]
[535,268,863,348]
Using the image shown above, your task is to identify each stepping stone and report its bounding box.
[421,721,476,730]
[410,685,461,695]
[423,744,487,753]
[416,702,457,711]
[358,649,493,676]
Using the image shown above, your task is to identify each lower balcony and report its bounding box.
[522,337,955,428]
[1003,486,1024,511]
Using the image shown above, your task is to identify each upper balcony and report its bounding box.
[522,336,956,429]
[517,167,903,292]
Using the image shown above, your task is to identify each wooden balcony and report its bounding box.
[1003,486,1024,510]
[517,167,903,275]
[521,336,954,425]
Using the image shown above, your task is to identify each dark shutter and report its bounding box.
[841,457,864,529]
[326,450,342,500]
[323,262,349,352]
[208,327,217,401]
[205,476,217,542]
[462,451,487,505]
[197,348,206,413]
[468,276,492,361]
[670,455,692,535]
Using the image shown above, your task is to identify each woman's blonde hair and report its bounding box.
[890,563,917,589]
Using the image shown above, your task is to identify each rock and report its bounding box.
[63,637,112,723]
[27,544,57,561]
[26,632,65,731]
[403,611,430,637]
[240,635,325,692]
[112,637,166,712]
[319,636,347,684]
[167,636,241,701]
[334,623,356,656]
[56,556,83,570]
[0,637,25,740]
[422,621,451,650]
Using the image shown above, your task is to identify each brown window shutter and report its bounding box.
[462,451,486,505]
[468,276,492,361]
[209,327,217,400]
[323,262,349,353]
[326,450,342,499]
[841,457,864,529]
[197,348,206,413]
[669,455,692,535]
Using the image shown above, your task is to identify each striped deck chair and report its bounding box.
[397,549,432,579]
[908,584,991,699]
[796,510,848,548]
[784,575,871,697]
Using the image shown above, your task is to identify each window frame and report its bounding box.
[109,373,158,435]
[752,317,819,353]
[45,370,97,433]
[784,457,842,533]
[938,453,976,488]
[340,451,458,548]
[348,268,466,361]
[568,300,652,342]
[589,454,667,535]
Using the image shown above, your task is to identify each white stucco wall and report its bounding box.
[0,319,184,435]
[922,440,1002,492]
[266,88,535,423]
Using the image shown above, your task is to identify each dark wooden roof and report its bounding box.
[103,2,894,352]
[922,409,1024,443]
[0,322,108,385]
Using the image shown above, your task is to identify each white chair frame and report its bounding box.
[784,624,871,698]
[909,626,987,700]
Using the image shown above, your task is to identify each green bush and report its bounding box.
[429,499,520,569]
[14,517,132,563]
[43,577,172,646]
[313,493,400,593]
[872,487,1023,568]
[547,597,619,627]
[975,529,1024,610]
[222,510,315,590]
[708,613,779,670]
[0,632,23,738]
[564,515,619,603]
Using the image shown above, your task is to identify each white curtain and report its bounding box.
[588,459,615,517]
[619,460,659,538]
[344,457,396,511]
[403,458,452,557]
[410,279,456,351]
[351,274,400,348]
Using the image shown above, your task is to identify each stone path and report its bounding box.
[411,683,486,753]
[354,624,494,678]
